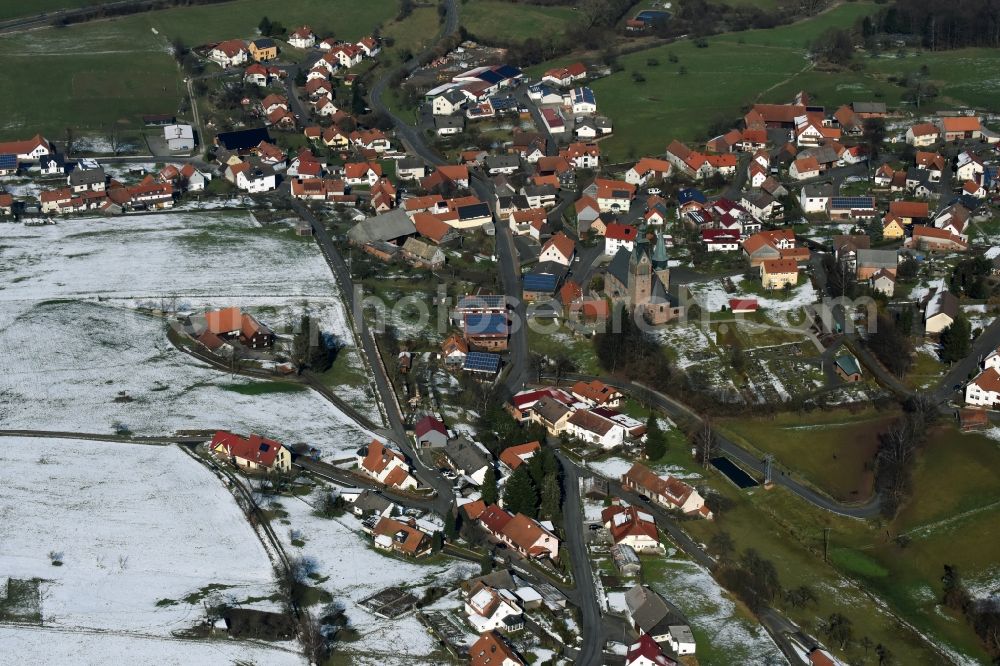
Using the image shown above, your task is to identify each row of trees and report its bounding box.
[942,564,1000,657]
[593,304,677,393]
[874,394,937,518]
[869,0,1000,50]
[502,447,562,521]
[292,314,339,373]
[52,0,231,27]
[868,313,914,378]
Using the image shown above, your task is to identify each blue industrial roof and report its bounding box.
[494,64,522,79]
[216,127,271,151]
[463,352,501,373]
[523,273,557,293]
[464,313,508,336]
[477,70,504,84]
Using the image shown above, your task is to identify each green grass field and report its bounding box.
[0,0,397,139]
[717,409,895,502]
[681,484,947,665]
[461,0,578,43]
[689,421,1000,664]
[0,0,103,23]
[569,2,1000,161]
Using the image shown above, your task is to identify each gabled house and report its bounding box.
[621,463,711,518]
[966,367,1000,407]
[209,39,248,68]
[908,225,968,252]
[444,437,492,485]
[789,156,820,180]
[371,516,432,558]
[413,415,449,448]
[799,183,832,214]
[356,439,419,490]
[498,441,540,472]
[923,287,959,334]
[0,134,51,161]
[571,379,622,407]
[470,632,525,666]
[343,161,382,186]
[565,410,626,449]
[477,505,560,560]
[602,502,661,551]
[854,248,899,281]
[529,395,573,435]
[288,26,316,49]
[539,232,575,266]
[626,633,677,666]
[441,333,469,367]
[431,88,468,116]
[465,583,523,633]
[542,62,587,87]
[508,207,547,239]
[906,122,940,147]
[211,431,291,473]
[625,157,671,187]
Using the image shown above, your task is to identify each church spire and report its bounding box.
[652,228,668,270]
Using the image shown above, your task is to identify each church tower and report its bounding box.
[651,229,670,292]
[628,224,652,306]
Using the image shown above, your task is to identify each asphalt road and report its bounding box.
[556,451,603,666]
[933,317,1000,403]
[289,198,455,512]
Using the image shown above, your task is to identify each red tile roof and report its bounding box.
[470,632,524,666]
[940,116,981,133]
[499,441,540,470]
[206,306,242,334]
[211,431,284,467]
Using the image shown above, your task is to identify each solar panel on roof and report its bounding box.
[465,313,508,335]
[0,154,16,169]
[523,274,557,292]
[463,352,501,372]
[457,295,505,310]
[830,197,874,208]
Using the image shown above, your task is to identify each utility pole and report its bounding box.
[823,527,831,564]
[763,454,775,487]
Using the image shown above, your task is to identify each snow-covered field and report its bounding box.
[685,276,818,317]
[0,211,384,442]
[272,492,478,665]
[647,559,787,666]
[0,626,305,666]
[0,438,280,634]
[0,301,374,456]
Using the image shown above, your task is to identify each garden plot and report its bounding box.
[0,300,374,456]
[271,492,478,666]
[0,437,280,635]
[742,344,824,404]
[645,559,786,666]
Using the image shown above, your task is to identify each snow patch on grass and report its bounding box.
[0,437,278,635]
